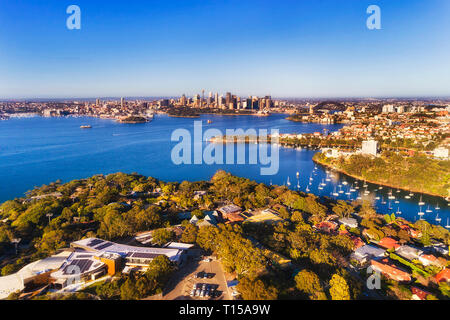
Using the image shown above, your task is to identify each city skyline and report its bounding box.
[1,0,450,99]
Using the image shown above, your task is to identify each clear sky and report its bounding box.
[0,0,449,99]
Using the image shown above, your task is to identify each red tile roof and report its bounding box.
[435,268,450,284]
[411,287,430,300]
[371,259,411,282]
[378,237,400,250]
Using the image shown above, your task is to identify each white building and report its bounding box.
[433,147,449,159]
[361,140,378,157]
[382,104,395,113]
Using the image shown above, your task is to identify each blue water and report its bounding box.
[0,114,448,228]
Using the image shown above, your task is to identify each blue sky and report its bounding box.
[0,0,449,99]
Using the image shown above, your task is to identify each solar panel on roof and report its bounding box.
[87,239,103,247]
[62,259,94,275]
[95,242,114,250]
[129,252,160,259]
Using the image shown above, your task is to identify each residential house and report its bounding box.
[370,258,411,282]
[396,245,423,261]
[378,237,400,250]
[352,245,386,264]
[338,217,358,229]
[435,268,450,284]
[314,221,338,234]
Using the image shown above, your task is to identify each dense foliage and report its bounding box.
[315,151,450,197]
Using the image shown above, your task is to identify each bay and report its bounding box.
[0,113,448,228]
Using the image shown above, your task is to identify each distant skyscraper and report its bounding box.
[208,91,213,106]
[225,92,232,106]
[121,97,125,108]
[96,98,100,106]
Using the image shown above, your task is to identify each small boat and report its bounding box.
[435,213,441,223]
[409,192,414,197]
[396,189,400,193]
[80,125,92,129]
[296,172,300,178]
[363,181,368,188]
[445,218,450,229]
[332,187,339,197]
[338,186,344,194]
[425,206,432,213]
[375,196,380,200]
[357,196,362,200]
[396,207,402,215]
[381,197,387,205]
[435,203,440,210]
[418,195,425,206]
[287,177,291,186]
[306,186,310,192]
[405,195,411,199]
[418,207,425,216]
[388,195,395,200]
[342,180,348,186]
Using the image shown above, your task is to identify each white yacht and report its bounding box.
[418,195,425,206]
[418,207,425,216]
[332,187,339,197]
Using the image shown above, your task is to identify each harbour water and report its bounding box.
[0,114,448,227]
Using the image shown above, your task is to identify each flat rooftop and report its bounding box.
[71,238,183,262]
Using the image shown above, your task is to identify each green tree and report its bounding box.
[329,274,351,300]
[181,224,198,244]
[294,270,327,300]
[236,277,278,300]
[151,228,174,246]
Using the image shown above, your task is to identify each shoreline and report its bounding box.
[312,156,447,200]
